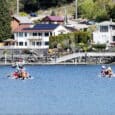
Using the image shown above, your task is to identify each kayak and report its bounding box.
[100,73,115,78]
[8,71,31,80]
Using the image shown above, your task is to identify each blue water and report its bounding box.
[0,65,115,115]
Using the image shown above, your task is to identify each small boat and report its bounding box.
[8,67,31,80]
[100,71,115,78]
[101,74,113,78]
[8,71,31,80]
[100,66,114,78]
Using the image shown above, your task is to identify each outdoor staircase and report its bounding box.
[51,52,115,64]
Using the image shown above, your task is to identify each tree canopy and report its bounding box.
[78,0,115,21]
[0,0,11,41]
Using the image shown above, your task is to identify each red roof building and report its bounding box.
[42,16,64,24]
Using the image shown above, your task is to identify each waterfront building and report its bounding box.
[13,24,70,49]
[93,21,115,47]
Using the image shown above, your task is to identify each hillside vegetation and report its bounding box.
[8,0,115,22]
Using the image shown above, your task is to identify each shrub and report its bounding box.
[92,44,106,51]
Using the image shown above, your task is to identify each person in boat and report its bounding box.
[12,70,19,79]
[101,66,113,77]
[11,65,21,79]
[11,66,29,79]
[106,66,113,77]
[19,66,29,79]
[101,65,106,76]
[21,69,29,80]
[16,64,20,71]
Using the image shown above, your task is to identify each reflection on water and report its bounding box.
[0,65,115,114]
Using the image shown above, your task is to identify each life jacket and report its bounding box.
[13,72,19,78]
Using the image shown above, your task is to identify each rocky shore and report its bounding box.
[0,49,115,65]
[0,56,115,65]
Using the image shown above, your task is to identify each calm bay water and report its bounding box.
[0,65,115,114]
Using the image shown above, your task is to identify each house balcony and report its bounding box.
[28,37,42,40]
[0,45,49,49]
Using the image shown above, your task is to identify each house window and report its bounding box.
[24,33,27,37]
[60,32,64,34]
[19,32,23,37]
[16,42,18,46]
[33,32,37,36]
[45,42,49,45]
[25,42,27,46]
[19,42,23,46]
[36,42,41,46]
[16,33,18,37]
[45,32,49,36]
[32,42,35,46]
[112,26,115,30]
[100,26,108,32]
[113,36,115,41]
[38,33,42,36]
[50,32,52,36]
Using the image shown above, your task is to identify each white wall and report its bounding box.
[93,25,114,45]
[53,25,70,36]
[93,32,111,44]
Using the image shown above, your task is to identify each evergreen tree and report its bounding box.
[109,5,115,20]
[0,0,11,41]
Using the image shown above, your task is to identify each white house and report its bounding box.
[13,24,70,49]
[93,21,115,46]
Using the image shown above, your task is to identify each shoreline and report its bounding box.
[0,62,115,66]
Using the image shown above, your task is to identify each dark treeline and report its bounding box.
[20,0,75,12]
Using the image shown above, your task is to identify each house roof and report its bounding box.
[13,15,33,24]
[4,39,16,42]
[34,24,59,30]
[23,24,59,30]
[14,24,59,32]
[13,24,33,32]
[99,21,115,26]
[65,26,77,32]
[42,16,64,22]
